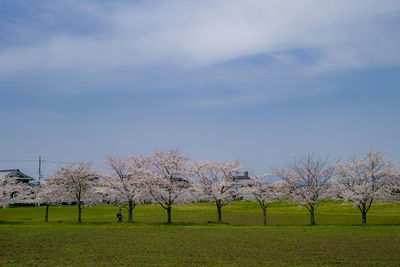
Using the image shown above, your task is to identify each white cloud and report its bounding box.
[0,0,399,90]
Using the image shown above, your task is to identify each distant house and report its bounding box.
[0,169,34,184]
[0,169,35,207]
[233,171,251,185]
[230,171,251,199]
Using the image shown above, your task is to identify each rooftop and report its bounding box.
[0,169,34,182]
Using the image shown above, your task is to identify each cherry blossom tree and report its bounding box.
[35,178,63,222]
[383,165,400,205]
[0,176,32,208]
[102,155,148,223]
[274,154,335,225]
[241,173,285,225]
[54,162,100,223]
[144,149,193,224]
[390,171,400,204]
[192,159,241,223]
[333,149,397,224]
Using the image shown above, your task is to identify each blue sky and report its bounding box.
[1,0,400,178]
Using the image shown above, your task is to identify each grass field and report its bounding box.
[1,201,400,266]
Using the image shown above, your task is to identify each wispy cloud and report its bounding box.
[1,0,399,105]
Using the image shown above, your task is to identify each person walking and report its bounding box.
[116,209,123,223]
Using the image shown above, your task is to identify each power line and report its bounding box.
[0,160,36,162]
[43,160,103,166]
[0,159,103,166]
[1,158,104,180]
[42,160,74,164]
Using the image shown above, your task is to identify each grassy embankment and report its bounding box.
[1,201,399,266]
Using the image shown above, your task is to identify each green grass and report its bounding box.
[1,201,399,226]
[1,201,400,266]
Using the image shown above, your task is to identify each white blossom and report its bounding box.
[0,176,33,208]
[333,149,397,224]
[35,178,63,222]
[53,162,100,223]
[101,155,148,222]
[192,159,241,223]
[241,172,285,225]
[143,149,193,224]
[275,154,335,225]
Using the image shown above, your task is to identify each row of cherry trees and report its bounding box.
[1,149,399,225]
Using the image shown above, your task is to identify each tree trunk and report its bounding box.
[361,203,367,224]
[128,199,133,223]
[217,205,222,223]
[263,209,267,226]
[362,211,367,224]
[356,203,368,224]
[78,204,82,223]
[44,205,49,222]
[310,205,315,225]
[167,206,172,224]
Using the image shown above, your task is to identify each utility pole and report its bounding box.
[38,156,43,183]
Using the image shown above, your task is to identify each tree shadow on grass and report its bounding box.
[349,223,400,227]
[207,221,230,225]
[156,222,197,226]
[0,221,24,225]
[53,221,115,226]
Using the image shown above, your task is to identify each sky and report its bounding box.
[1,0,400,179]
